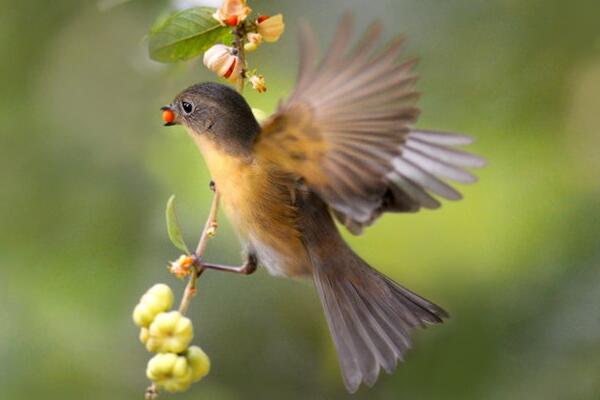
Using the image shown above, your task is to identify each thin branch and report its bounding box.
[145,383,159,400]
[195,191,221,257]
[233,24,247,93]
[176,191,221,315]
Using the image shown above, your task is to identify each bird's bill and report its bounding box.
[160,105,177,126]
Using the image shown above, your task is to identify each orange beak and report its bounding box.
[161,105,176,126]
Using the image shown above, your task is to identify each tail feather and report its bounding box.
[312,249,448,393]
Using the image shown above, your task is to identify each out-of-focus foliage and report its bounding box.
[1,0,599,399]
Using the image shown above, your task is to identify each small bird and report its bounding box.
[161,15,485,393]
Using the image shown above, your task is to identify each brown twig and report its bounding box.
[195,191,221,257]
[145,383,159,400]
[177,191,221,315]
[233,24,247,93]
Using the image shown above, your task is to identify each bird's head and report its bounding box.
[161,82,260,155]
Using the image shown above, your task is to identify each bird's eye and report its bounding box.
[182,101,193,114]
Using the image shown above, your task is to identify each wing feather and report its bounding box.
[255,15,485,233]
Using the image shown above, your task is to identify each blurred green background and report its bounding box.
[2,0,600,399]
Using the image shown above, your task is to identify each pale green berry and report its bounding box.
[186,345,211,381]
[146,353,194,393]
[133,302,156,327]
[244,41,258,52]
[146,311,193,353]
[172,355,192,379]
[139,327,150,344]
[145,284,174,309]
[140,284,174,314]
[147,353,177,380]
[142,297,163,317]
[161,379,191,393]
[132,284,174,327]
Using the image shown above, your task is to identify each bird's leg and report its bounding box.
[193,254,257,276]
[195,180,256,276]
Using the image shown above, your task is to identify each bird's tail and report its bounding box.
[310,243,448,392]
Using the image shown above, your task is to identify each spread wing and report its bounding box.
[255,15,485,234]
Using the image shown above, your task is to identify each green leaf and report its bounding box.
[148,7,233,63]
[165,195,190,254]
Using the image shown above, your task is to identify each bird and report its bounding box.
[160,15,485,393]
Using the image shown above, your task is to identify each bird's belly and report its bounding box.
[222,191,311,277]
[245,235,295,276]
[193,136,310,276]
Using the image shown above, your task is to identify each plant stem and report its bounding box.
[177,191,221,316]
[145,383,159,400]
[195,191,221,256]
[233,24,247,93]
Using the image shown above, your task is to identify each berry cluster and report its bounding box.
[133,284,210,393]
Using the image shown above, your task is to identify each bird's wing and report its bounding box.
[254,15,485,234]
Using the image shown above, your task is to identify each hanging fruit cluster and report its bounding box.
[133,284,210,394]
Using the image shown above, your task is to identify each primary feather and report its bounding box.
[255,14,485,234]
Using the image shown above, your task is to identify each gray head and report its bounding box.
[162,82,260,155]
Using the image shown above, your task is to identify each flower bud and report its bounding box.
[212,0,251,26]
[203,44,242,81]
[256,14,285,43]
[147,353,194,393]
[133,284,174,327]
[185,346,211,381]
[249,74,267,93]
[244,32,263,52]
[146,311,194,353]
[244,42,257,53]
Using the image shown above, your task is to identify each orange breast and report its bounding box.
[191,133,311,276]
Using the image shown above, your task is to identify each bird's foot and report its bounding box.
[193,254,257,276]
